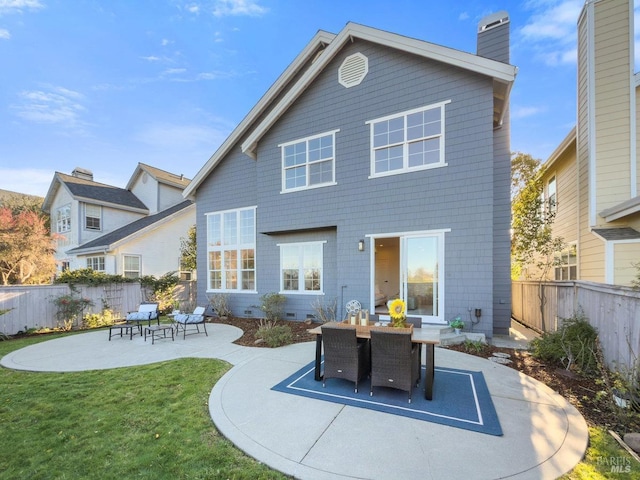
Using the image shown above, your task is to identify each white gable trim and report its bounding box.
[183,30,336,198]
[241,22,517,159]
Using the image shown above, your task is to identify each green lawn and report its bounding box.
[0,333,288,480]
[1,332,637,479]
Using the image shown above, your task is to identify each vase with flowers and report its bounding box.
[388,298,408,328]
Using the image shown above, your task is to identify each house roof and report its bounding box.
[599,195,640,222]
[66,200,194,255]
[183,22,517,197]
[42,172,149,214]
[592,227,640,241]
[126,163,192,191]
[543,127,576,171]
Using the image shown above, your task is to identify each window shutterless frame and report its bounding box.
[367,100,450,178]
[279,130,339,193]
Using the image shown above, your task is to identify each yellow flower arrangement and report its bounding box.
[388,298,407,328]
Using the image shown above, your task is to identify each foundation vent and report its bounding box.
[338,52,368,88]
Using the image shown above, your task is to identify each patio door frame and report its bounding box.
[369,229,448,324]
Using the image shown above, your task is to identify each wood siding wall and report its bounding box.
[0,282,195,336]
[512,280,640,371]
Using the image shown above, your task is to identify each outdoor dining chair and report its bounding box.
[321,324,370,393]
[370,328,420,403]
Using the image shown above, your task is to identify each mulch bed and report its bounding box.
[209,316,640,434]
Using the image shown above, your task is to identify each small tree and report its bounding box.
[179,225,197,272]
[511,152,565,329]
[0,207,57,285]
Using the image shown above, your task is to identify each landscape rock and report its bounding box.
[623,433,640,453]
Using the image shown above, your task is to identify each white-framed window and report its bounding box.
[56,204,71,233]
[279,130,338,192]
[85,204,101,230]
[547,175,557,214]
[555,244,577,280]
[123,255,141,278]
[278,241,325,294]
[86,256,105,272]
[206,207,256,291]
[367,101,450,177]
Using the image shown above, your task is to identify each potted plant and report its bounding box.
[449,316,464,334]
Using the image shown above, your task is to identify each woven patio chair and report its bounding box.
[321,324,370,393]
[370,328,420,403]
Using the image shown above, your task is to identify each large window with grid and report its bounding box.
[367,101,449,176]
[279,130,338,192]
[206,207,256,291]
[84,204,101,230]
[279,241,324,294]
[86,256,105,272]
[56,204,71,233]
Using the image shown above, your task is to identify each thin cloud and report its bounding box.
[212,0,268,17]
[11,86,86,126]
[134,122,230,150]
[511,105,546,119]
[517,0,582,66]
[0,168,54,197]
[0,0,44,15]
[0,28,9,39]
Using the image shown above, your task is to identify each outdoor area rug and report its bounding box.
[272,360,503,436]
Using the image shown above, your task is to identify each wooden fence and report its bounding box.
[512,280,640,371]
[0,281,197,336]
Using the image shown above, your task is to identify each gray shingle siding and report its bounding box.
[195,30,513,336]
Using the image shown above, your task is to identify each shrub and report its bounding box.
[139,272,180,314]
[51,287,94,330]
[311,297,337,323]
[530,309,598,375]
[207,293,232,317]
[256,324,293,347]
[259,292,286,321]
[82,309,117,329]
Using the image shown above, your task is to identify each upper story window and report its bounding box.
[87,256,105,272]
[279,130,338,192]
[123,255,141,278]
[547,176,557,214]
[555,244,577,280]
[85,204,101,231]
[279,241,325,294]
[206,207,256,292]
[367,101,450,177]
[56,205,71,233]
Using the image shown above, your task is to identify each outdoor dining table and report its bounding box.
[308,321,440,400]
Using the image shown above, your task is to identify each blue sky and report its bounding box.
[0,0,636,197]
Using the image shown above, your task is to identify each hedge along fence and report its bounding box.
[0,283,144,336]
[512,280,640,372]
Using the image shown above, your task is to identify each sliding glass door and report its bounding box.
[373,231,444,323]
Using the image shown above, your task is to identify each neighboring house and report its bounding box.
[42,163,195,279]
[539,0,640,286]
[184,16,517,337]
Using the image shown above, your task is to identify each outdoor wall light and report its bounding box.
[358,239,365,252]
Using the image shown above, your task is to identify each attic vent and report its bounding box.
[338,52,368,88]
